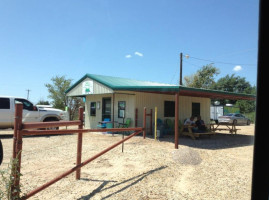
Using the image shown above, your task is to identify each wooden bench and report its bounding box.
[179,125,216,140]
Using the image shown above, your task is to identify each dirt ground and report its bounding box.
[0,124,255,200]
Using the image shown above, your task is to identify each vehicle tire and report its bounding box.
[247,120,251,125]
[0,139,3,166]
[43,118,59,130]
[233,120,237,125]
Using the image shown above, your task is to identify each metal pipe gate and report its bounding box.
[11,103,146,199]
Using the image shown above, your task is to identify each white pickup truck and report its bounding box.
[0,96,69,129]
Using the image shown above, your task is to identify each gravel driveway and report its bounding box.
[0,125,255,200]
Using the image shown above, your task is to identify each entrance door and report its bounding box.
[102,98,111,121]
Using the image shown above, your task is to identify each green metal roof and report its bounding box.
[66,74,179,92]
[66,74,256,100]
[87,74,177,88]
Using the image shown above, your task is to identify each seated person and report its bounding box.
[184,116,198,132]
[195,115,207,132]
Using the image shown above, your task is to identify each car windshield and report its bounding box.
[225,113,234,116]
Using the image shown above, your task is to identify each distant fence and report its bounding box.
[11,103,145,199]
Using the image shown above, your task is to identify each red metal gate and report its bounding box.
[11,103,146,199]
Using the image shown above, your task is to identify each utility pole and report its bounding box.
[179,52,183,85]
[26,89,31,100]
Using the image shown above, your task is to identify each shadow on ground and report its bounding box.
[77,166,167,200]
[153,132,254,150]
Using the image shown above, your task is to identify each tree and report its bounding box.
[36,99,50,105]
[45,75,83,120]
[67,97,83,120]
[184,64,220,89]
[45,76,71,110]
[213,74,256,113]
[184,67,256,114]
[213,74,253,94]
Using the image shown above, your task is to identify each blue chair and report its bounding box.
[97,118,110,128]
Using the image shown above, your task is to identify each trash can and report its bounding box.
[157,130,161,138]
[154,125,164,138]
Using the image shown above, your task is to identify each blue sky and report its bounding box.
[0,0,259,104]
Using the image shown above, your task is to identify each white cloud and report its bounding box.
[233,65,242,72]
[134,51,143,57]
[125,54,132,58]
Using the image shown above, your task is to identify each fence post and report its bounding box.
[143,107,146,139]
[150,109,153,135]
[76,107,84,180]
[13,103,23,159]
[155,107,157,140]
[12,103,23,198]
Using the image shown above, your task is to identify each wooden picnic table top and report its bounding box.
[209,123,240,134]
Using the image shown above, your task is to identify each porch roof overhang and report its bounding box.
[113,87,255,100]
[66,74,256,101]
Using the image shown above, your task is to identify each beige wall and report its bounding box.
[134,92,211,127]
[85,93,136,129]
[178,96,211,124]
[84,91,211,129]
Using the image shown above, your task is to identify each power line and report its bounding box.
[213,48,257,58]
[184,60,205,69]
[186,56,256,66]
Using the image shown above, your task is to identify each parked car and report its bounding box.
[218,113,251,125]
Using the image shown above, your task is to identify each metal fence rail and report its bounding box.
[11,103,146,199]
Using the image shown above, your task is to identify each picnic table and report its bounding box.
[179,125,216,140]
[210,122,240,134]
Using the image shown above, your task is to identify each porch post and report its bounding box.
[175,92,179,149]
[112,93,115,136]
[143,107,146,139]
[112,93,115,123]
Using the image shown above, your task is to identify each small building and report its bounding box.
[66,74,255,133]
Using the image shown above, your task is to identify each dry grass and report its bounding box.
[0,124,255,200]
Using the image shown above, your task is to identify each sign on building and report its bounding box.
[82,80,93,94]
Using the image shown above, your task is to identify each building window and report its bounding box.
[90,102,96,116]
[0,98,10,109]
[118,101,126,118]
[164,101,175,117]
[192,102,200,117]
